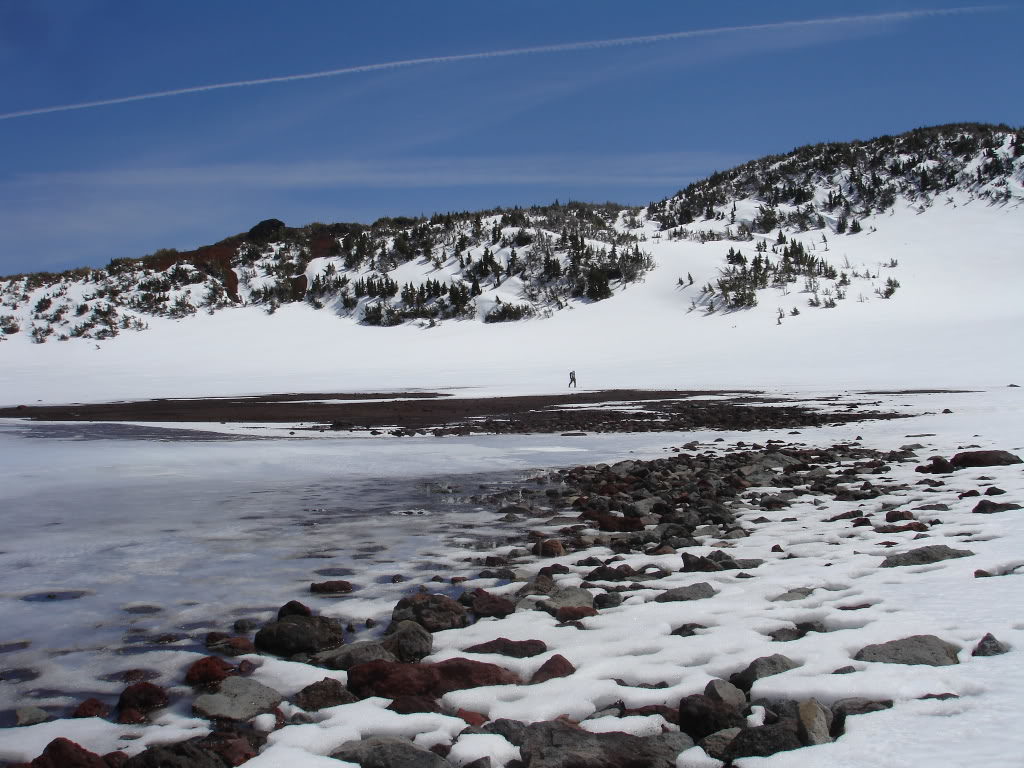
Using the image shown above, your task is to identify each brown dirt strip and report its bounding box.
[0,389,904,436]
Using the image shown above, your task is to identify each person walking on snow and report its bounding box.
[568,370,577,388]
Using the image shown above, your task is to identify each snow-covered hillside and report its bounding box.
[1,123,1022,404]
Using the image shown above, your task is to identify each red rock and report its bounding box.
[433,658,522,694]
[310,580,353,594]
[387,695,442,714]
[206,734,258,766]
[24,738,108,768]
[555,606,598,623]
[185,656,235,686]
[71,697,109,718]
[529,654,576,684]
[457,708,488,727]
[885,509,915,522]
[117,682,168,714]
[348,657,521,699]
[102,752,128,767]
[465,638,548,658]
[117,708,146,724]
[347,660,441,699]
[277,600,311,619]
[873,522,929,533]
[533,539,565,557]
[470,589,516,618]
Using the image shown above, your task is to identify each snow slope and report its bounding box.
[0,192,1021,406]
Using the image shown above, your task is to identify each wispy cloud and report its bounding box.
[0,6,1003,122]
[8,150,743,190]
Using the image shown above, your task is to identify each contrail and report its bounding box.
[0,6,1002,122]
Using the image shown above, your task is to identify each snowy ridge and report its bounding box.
[0,122,1022,403]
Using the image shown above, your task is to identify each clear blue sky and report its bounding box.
[1,0,1020,275]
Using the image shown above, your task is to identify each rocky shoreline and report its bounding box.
[3,433,1019,767]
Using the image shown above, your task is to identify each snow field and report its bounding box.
[0,388,1020,766]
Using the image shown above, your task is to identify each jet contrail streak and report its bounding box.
[0,6,1002,122]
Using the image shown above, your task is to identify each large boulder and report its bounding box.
[654,582,717,603]
[389,593,468,633]
[312,640,397,670]
[331,736,451,768]
[730,654,800,692]
[880,545,974,567]
[346,658,520,699]
[950,450,1022,468]
[677,694,745,741]
[518,719,692,768]
[254,614,345,656]
[854,635,960,666]
[381,620,433,662]
[722,723,802,761]
[21,738,111,768]
[293,677,358,711]
[192,676,283,721]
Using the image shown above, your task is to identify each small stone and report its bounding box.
[972,633,1009,657]
[465,638,547,658]
[118,682,168,715]
[530,654,576,684]
[310,580,353,594]
[15,705,50,726]
[71,698,108,719]
[381,620,433,663]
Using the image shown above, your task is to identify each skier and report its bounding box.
[568,370,577,388]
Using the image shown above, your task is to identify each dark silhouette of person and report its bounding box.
[568,370,577,388]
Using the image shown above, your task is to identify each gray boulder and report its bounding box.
[854,635,960,666]
[730,654,800,692]
[698,727,741,760]
[538,586,594,615]
[15,706,49,726]
[293,677,357,711]
[950,450,1022,468]
[797,698,832,745]
[254,614,345,656]
[331,736,452,767]
[704,678,747,711]
[389,593,468,633]
[722,723,802,761]
[381,620,434,663]
[519,720,692,768]
[312,640,397,670]
[192,676,283,721]
[653,582,717,603]
[880,545,974,567]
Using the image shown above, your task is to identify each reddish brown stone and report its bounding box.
[71,697,109,719]
[24,738,108,768]
[885,509,915,522]
[387,695,442,714]
[346,660,441,699]
[117,708,146,724]
[310,580,353,594]
[873,522,929,533]
[465,638,548,658]
[185,656,235,686]
[533,539,565,557]
[470,589,516,619]
[433,657,522,695]
[555,606,598,623]
[457,708,488,727]
[117,682,168,714]
[530,654,576,684]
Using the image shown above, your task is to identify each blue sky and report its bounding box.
[1,1,1020,275]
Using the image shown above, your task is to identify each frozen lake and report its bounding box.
[0,420,701,724]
